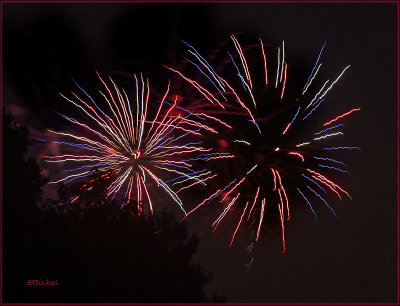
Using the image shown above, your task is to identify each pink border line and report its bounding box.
[0,1,398,305]
[0,0,399,3]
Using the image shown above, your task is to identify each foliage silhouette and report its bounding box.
[2,110,223,303]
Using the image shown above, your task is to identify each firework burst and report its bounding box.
[166,35,361,252]
[43,72,228,217]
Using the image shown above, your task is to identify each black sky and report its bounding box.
[2,2,398,303]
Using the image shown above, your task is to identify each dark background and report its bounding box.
[2,2,398,303]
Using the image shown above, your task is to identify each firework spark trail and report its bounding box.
[306,169,352,200]
[313,156,347,166]
[247,187,260,221]
[180,188,223,222]
[313,132,344,141]
[296,141,310,147]
[282,123,291,135]
[220,77,258,124]
[314,123,344,136]
[324,146,361,150]
[197,113,233,129]
[306,185,337,217]
[280,63,288,100]
[180,177,241,223]
[275,46,281,88]
[318,164,350,175]
[56,94,127,151]
[323,108,361,126]
[304,65,351,116]
[303,98,326,120]
[168,35,360,250]
[219,164,258,203]
[303,80,330,113]
[230,201,249,247]
[303,63,322,95]
[176,173,217,193]
[318,65,351,102]
[280,41,285,83]
[145,79,170,142]
[164,66,226,109]
[212,193,241,231]
[282,107,301,135]
[271,168,277,191]
[256,198,266,241]
[288,151,305,162]
[234,139,251,146]
[277,197,286,253]
[182,55,228,102]
[146,96,179,148]
[172,169,210,185]
[301,173,328,195]
[275,169,290,220]
[228,51,249,93]
[43,73,219,215]
[238,74,257,108]
[165,169,208,184]
[259,38,268,86]
[231,34,253,90]
[187,50,227,93]
[302,41,326,95]
[297,187,318,221]
[309,173,343,199]
[181,39,225,91]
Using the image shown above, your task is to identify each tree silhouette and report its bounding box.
[2,110,223,303]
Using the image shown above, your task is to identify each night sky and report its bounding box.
[3,1,398,303]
